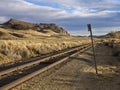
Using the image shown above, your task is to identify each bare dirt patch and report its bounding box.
[12,44,120,90]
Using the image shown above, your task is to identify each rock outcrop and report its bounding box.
[2,18,70,35]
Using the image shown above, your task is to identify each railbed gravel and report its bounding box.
[11,45,120,90]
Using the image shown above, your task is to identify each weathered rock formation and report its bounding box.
[2,18,70,35]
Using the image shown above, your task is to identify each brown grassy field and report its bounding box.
[0,27,91,65]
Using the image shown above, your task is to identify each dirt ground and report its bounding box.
[12,44,120,90]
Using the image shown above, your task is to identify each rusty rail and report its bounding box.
[0,44,88,76]
[0,45,91,90]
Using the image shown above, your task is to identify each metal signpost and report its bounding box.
[87,24,98,74]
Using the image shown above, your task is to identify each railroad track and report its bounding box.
[0,44,81,69]
[0,44,91,90]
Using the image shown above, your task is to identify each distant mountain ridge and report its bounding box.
[2,18,69,35]
[93,31,120,38]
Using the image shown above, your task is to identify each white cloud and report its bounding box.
[0,0,68,22]
[32,0,120,18]
[0,0,120,35]
[0,0,119,20]
[35,0,120,10]
[69,27,120,36]
[92,27,120,35]
[0,16,8,23]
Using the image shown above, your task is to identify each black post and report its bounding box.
[87,24,98,74]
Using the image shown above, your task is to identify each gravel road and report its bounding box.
[12,44,120,90]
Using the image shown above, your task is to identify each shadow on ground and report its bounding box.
[84,52,93,56]
[70,56,93,65]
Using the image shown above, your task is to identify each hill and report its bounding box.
[91,31,120,39]
[1,18,69,36]
[105,31,120,38]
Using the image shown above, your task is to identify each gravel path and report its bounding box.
[12,44,120,90]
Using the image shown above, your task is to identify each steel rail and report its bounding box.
[0,44,89,76]
[0,45,91,90]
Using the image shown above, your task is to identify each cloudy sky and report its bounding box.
[0,0,120,36]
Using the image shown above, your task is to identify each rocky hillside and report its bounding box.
[1,18,69,35]
[105,31,120,38]
[94,31,120,39]
[3,19,34,30]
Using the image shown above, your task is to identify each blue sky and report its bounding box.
[0,0,120,36]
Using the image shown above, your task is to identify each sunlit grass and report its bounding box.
[0,37,91,65]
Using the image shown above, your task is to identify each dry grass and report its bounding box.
[0,27,92,65]
[102,37,120,56]
[0,53,12,65]
[0,27,60,40]
[0,37,91,65]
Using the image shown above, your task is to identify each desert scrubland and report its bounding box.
[0,19,91,65]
